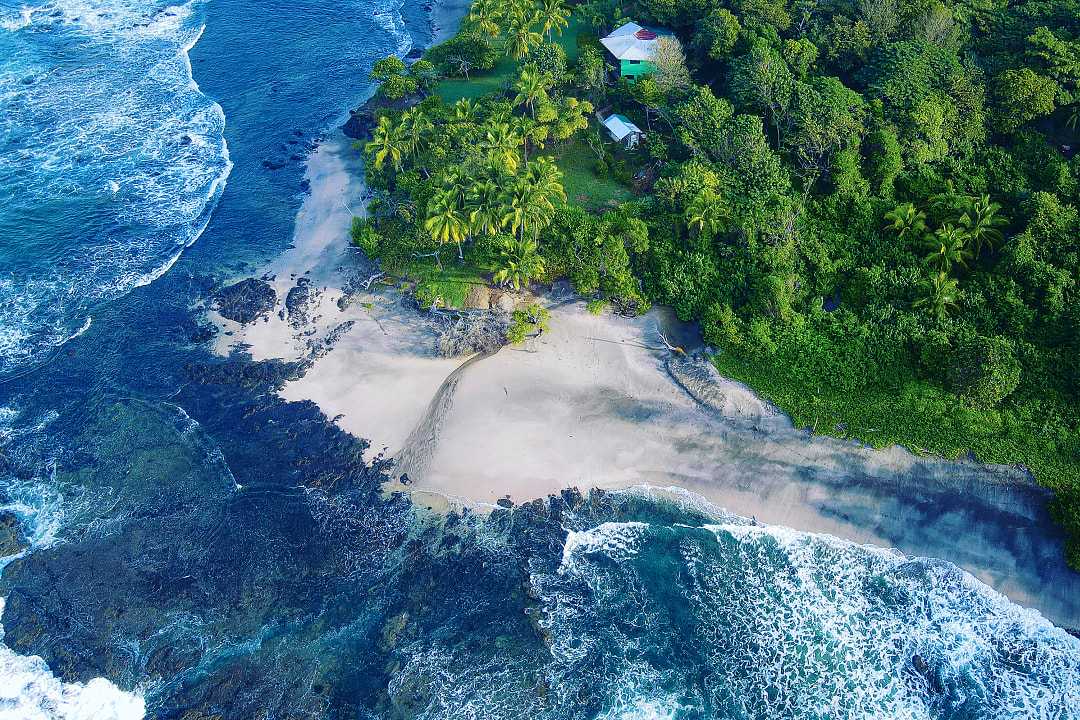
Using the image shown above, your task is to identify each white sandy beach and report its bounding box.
[209,128,1080,629]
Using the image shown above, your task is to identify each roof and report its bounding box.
[599,22,669,61]
[602,114,643,141]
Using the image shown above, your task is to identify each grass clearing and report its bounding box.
[434,18,584,104]
[553,135,635,211]
[402,245,496,309]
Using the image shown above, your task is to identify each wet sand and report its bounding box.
[210,133,1080,631]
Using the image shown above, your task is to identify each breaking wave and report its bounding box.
[390,517,1080,719]
[0,0,231,373]
[0,599,146,720]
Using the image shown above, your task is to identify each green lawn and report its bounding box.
[553,135,635,211]
[435,55,518,103]
[434,18,584,104]
[403,244,497,309]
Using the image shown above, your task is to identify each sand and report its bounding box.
[209,132,1080,630]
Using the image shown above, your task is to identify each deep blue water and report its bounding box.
[0,0,1079,718]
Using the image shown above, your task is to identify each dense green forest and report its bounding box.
[355,0,1080,565]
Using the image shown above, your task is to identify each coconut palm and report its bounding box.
[527,155,566,210]
[424,190,469,263]
[440,169,469,210]
[468,0,502,36]
[882,202,927,242]
[513,65,552,118]
[510,115,536,164]
[923,224,972,273]
[505,10,543,59]
[398,107,434,158]
[914,271,960,322]
[364,116,405,171]
[686,188,729,236]
[537,0,570,41]
[481,122,522,174]
[493,236,545,289]
[957,194,1006,258]
[467,178,503,237]
[452,98,478,124]
[501,176,545,241]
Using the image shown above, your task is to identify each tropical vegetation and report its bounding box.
[356,0,1080,566]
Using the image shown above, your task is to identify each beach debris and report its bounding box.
[435,309,510,357]
[656,329,686,356]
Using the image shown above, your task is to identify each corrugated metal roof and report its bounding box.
[602,114,643,141]
[600,22,659,61]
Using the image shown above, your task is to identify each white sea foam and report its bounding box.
[560,521,648,572]
[538,518,1080,719]
[0,599,146,720]
[0,0,231,372]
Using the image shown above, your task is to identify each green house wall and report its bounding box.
[620,58,655,82]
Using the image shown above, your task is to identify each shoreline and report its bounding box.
[208,190,1080,631]
[204,7,1080,631]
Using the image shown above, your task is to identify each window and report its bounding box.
[626,60,640,65]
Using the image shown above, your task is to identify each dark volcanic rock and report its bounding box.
[0,511,28,557]
[214,278,276,324]
[285,277,316,325]
[342,107,376,140]
[342,94,415,140]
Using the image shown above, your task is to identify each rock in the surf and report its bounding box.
[214,278,277,324]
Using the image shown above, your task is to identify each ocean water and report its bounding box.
[0,0,1078,718]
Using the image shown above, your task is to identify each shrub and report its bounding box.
[507,304,551,344]
[350,216,380,257]
[947,334,1022,408]
[586,298,609,315]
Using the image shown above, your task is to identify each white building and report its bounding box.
[602,113,644,149]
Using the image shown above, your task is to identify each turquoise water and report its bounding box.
[0,0,1078,717]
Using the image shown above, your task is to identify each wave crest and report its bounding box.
[0,0,231,373]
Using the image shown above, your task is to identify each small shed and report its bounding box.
[602,114,644,149]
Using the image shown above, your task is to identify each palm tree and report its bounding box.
[398,107,434,158]
[493,236,545,290]
[883,202,927,242]
[481,122,522,174]
[537,0,570,41]
[364,116,405,171]
[505,10,543,59]
[527,156,566,210]
[467,178,503,237]
[509,115,533,164]
[452,98,478,124]
[957,194,1006,258]
[440,169,468,210]
[686,188,728,236]
[468,0,502,36]
[501,176,543,241]
[425,191,469,263]
[500,162,563,243]
[1066,104,1078,131]
[923,224,972,273]
[513,66,552,118]
[914,271,960,322]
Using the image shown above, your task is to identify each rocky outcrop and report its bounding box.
[0,511,27,558]
[284,277,318,326]
[213,278,276,324]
